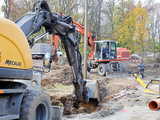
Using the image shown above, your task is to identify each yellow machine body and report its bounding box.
[0,18,32,70]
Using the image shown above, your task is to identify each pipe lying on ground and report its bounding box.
[148,99,160,111]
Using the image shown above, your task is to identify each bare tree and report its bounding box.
[146,0,160,56]
[6,0,35,21]
[87,0,104,39]
[104,0,116,38]
[3,0,13,18]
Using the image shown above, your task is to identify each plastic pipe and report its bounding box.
[148,99,160,111]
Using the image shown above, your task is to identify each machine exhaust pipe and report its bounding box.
[148,99,160,111]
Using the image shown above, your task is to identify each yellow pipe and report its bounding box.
[134,74,147,88]
[144,89,158,94]
[133,74,159,94]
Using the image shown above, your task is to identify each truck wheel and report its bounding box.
[20,90,52,120]
[119,62,127,72]
[98,64,106,76]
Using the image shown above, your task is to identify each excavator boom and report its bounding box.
[15,1,98,103]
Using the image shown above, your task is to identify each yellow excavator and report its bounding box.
[0,1,100,120]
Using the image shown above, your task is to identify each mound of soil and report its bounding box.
[42,64,73,87]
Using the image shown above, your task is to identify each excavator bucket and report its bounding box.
[85,79,100,104]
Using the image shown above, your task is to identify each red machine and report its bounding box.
[117,48,131,59]
[52,21,131,76]
[73,21,96,59]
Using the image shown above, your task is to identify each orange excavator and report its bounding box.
[52,20,96,60]
[72,21,96,60]
[52,18,131,76]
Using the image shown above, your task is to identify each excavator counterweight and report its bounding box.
[0,18,33,79]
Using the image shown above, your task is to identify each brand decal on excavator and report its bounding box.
[5,60,22,66]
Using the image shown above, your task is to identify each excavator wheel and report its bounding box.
[98,64,106,76]
[20,89,52,120]
[98,64,107,76]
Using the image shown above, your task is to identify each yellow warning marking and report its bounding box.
[144,89,158,94]
[133,74,159,95]
[134,74,147,88]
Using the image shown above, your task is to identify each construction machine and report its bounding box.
[72,22,131,76]
[0,1,100,120]
[53,21,131,76]
[89,40,131,76]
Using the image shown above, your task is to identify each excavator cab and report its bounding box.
[95,40,117,60]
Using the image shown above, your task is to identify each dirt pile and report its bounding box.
[42,64,73,87]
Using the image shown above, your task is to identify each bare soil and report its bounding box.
[42,62,160,120]
[42,63,108,115]
[42,64,73,87]
[63,63,160,120]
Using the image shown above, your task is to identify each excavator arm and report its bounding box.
[52,21,96,60]
[15,1,88,103]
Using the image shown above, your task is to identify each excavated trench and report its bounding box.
[41,62,160,120]
[41,64,108,115]
[41,62,157,116]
